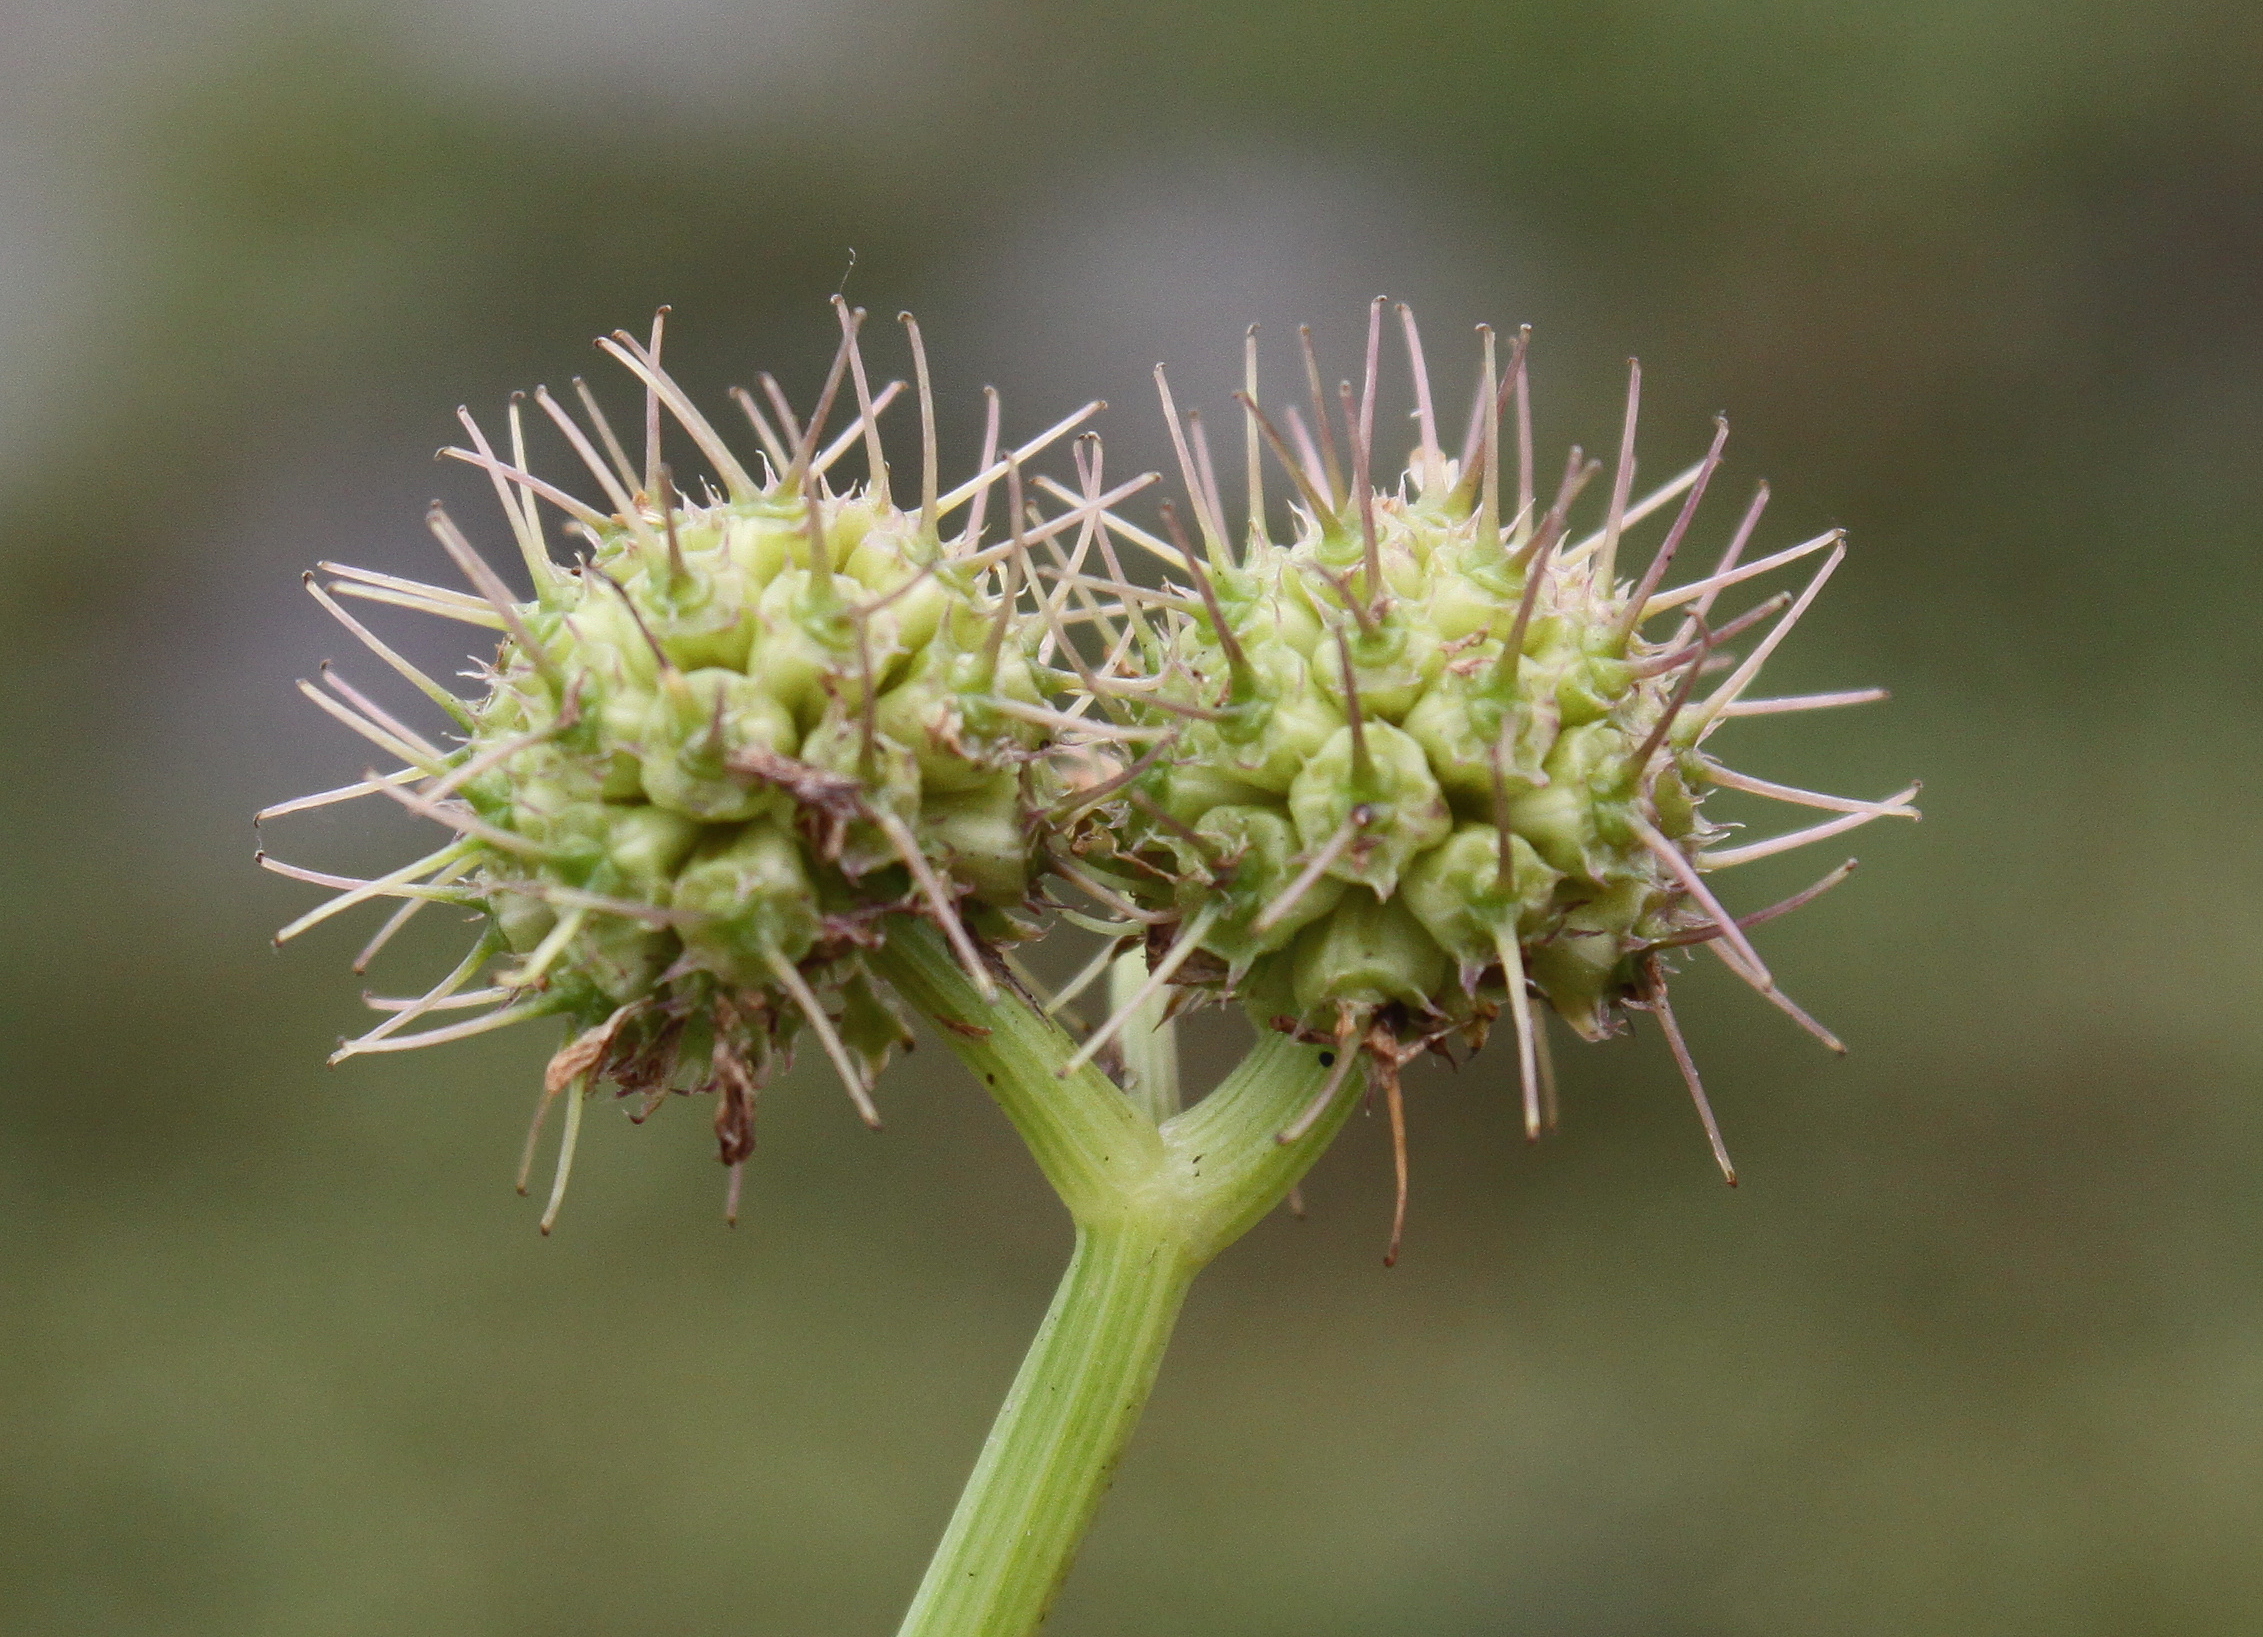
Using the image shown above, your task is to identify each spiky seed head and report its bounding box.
[261,307,1103,1222]
[1061,304,1917,1178]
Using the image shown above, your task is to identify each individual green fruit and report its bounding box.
[260,303,1110,1226]
[1050,303,1917,1206]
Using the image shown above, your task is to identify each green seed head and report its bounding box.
[1059,302,1917,1176]
[262,305,1106,1224]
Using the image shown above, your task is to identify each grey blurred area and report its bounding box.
[4,1,2262,1632]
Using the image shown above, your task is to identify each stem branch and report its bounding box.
[873,920,1162,1221]
[873,917,1363,1637]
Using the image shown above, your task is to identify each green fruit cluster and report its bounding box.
[268,310,1096,1200]
[1085,475,1700,1052]
[468,475,1046,1098]
[267,303,1906,1211]
[1059,313,1892,1131]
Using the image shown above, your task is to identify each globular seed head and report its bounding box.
[264,308,1103,1222]
[1059,308,1916,1183]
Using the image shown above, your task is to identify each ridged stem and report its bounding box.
[891,1218,1198,1637]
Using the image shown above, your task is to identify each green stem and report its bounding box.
[892,1218,1199,1637]
[872,919,1162,1221]
[872,921,1365,1637]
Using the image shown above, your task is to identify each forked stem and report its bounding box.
[872,919,1357,1637]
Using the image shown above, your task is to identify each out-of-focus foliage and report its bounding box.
[4,4,2261,1633]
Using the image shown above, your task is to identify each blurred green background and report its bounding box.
[4,2,2261,1632]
